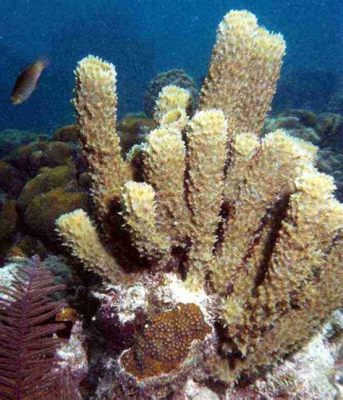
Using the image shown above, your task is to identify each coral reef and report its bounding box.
[144,69,199,118]
[0,199,18,259]
[0,160,25,197]
[57,320,88,394]
[18,165,77,210]
[55,9,343,398]
[52,124,80,143]
[0,128,45,158]
[0,199,18,242]
[0,124,92,259]
[225,310,343,399]
[5,140,74,174]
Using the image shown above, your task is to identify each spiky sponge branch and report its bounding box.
[212,130,318,296]
[185,110,227,285]
[258,169,343,324]
[56,209,126,282]
[143,128,190,245]
[74,56,132,227]
[230,170,343,375]
[200,10,286,137]
[57,9,343,392]
[121,182,170,263]
[154,85,190,130]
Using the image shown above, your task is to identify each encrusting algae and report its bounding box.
[55,9,343,397]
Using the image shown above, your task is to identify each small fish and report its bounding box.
[11,57,49,105]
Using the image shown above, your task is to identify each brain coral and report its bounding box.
[121,303,211,379]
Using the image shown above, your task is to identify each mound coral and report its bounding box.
[5,139,73,175]
[56,9,343,398]
[117,113,156,154]
[52,124,80,143]
[18,165,77,210]
[0,160,24,197]
[25,187,89,239]
[144,69,199,118]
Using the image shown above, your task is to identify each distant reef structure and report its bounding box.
[0,129,45,158]
[144,69,199,118]
[52,9,343,399]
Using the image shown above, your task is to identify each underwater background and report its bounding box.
[0,0,342,132]
[0,2,343,399]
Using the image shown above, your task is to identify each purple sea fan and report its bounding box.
[0,256,76,400]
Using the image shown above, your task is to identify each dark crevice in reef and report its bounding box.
[214,320,244,368]
[200,378,229,397]
[182,128,195,217]
[105,201,149,272]
[252,193,291,292]
[233,192,291,296]
[214,200,232,252]
[223,138,234,179]
[170,241,191,279]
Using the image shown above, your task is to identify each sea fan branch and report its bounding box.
[0,256,78,400]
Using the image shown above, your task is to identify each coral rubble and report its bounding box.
[55,9,343,398]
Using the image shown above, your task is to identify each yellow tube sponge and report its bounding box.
[144,128,191,243]
[56,9,343,387]
[154,85,190,130]
[56,209,125,282]
[200,10,286,137]
[224,132,260,204]
[223,168,343,364]
[185,109,227,283]
[74,55,132,224]
[258,168,343,321]
[121,181,170,263]
[233,179,343,374]
[213,130,317,296]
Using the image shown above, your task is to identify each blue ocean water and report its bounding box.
[0,0,342,132]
